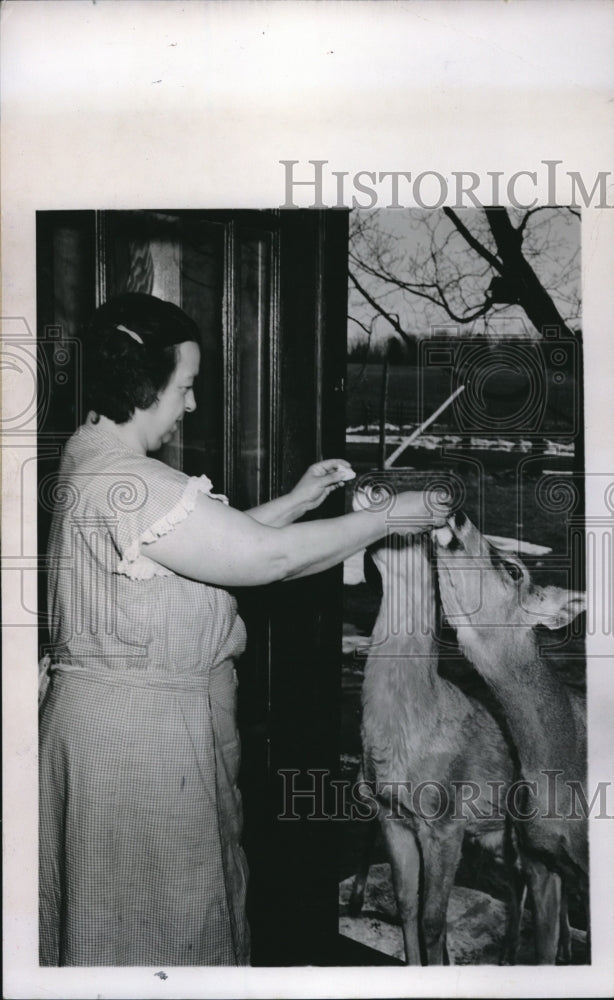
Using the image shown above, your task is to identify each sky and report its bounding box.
[347,207,581,349]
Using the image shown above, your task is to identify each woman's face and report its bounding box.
[140,340,201,451]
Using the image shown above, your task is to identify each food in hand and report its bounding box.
[336,465,356,482]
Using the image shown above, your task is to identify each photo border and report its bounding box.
[3,2,614,997]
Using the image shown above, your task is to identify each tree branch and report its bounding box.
[516,206,553,238]
[443,207,504,272]
[348,315,373,337]
[349,271,412,344]
[351,266,491,327]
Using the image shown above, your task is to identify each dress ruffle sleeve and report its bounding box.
[95,452,229,581]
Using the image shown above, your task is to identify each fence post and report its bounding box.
[378,346,390,470]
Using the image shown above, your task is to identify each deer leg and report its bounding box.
[500,870,527,965]
[348,817,378,917]
[499,821,527,965]
[380,818,422,965]
[556,884,572,965]
[584,895,591,963]
[524,858,562,964]
[418,822,465,965]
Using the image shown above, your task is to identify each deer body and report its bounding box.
[454,624,587,881]
[434,513,588,917]
[357,533,533,964]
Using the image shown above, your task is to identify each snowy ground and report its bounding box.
[346,425,575,456]
[339,863,587,965]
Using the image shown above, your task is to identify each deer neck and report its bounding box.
[459,625,580,778]
[365,549,454,705]
[369,541,439,671]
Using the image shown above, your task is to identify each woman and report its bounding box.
[39,292,447,967]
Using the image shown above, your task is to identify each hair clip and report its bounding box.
[116,324,144,345]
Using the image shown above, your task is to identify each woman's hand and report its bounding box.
[395,489,452,528]
[245,459,355,528]
[290,459,356,514]
[353,487,452,530]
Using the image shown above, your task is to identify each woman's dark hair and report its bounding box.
[83,293,199,423]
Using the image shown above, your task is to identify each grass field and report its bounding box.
[346,359,580,439]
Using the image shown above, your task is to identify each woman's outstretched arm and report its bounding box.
[142,488,446,588]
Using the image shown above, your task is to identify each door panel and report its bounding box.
[234,227,276,509]
[244,211,349,965]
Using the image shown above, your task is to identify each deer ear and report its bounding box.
[533,587,587,630]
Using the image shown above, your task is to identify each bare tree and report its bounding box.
[349,208,580,347]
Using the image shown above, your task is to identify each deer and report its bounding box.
[348,520,565,965]
[433,510,588,956]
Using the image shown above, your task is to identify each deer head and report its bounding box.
[433,511,586,633]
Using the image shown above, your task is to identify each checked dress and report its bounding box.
[39,420,249,966]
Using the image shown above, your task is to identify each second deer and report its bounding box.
[433,510,588,956]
